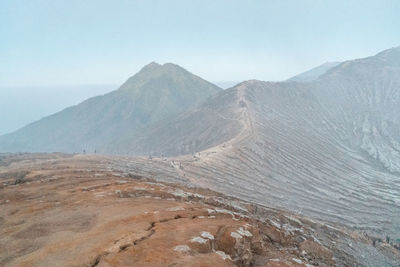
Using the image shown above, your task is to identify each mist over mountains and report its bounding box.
[3,0,400,265]
[2,47,399,174]
[0,62,220,153]
[0,84,116,135]
[1,46,400,242]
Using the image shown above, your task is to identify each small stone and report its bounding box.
[292,258,303,264]
[237,227,252,237]
[174,245,191,253]
[190,236,207,244]
[215,251,232,260]
[207,209,215,214]
[201,231,214,240]
[230,232,242,239]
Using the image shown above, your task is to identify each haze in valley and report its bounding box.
[1,1,400,266]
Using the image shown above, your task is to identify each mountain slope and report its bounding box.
[0,62,221,153]
[178,78,400,239]
[106,86,245,155]
[289,61,340,82]
[312,47,400,173]
[1,47,399,243]
[115,47,400,241]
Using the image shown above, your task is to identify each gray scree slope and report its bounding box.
[110,47,400,240]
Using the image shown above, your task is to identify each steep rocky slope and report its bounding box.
[173,79,400,241]
[105,47,400,243]
[312,47,400,174]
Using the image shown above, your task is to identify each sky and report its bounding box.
[0,84,115,135]
[0,0,399,134]
[1,0,400,87]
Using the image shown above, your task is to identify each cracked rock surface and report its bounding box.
[1,154,399,266]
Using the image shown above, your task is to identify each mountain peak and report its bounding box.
[147,61,161,66]
[120,62,198,93]
[137,62,190,77]
[236,79,263,88]
[0,61,222,153]
[140,61,162,72]
[119,61,219,95]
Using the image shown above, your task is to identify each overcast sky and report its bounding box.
[0,0,399,135]
[1,0,400,88]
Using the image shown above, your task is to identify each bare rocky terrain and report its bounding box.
[1,153,399,266]
[1,47,400,266]
[104,47,400,244]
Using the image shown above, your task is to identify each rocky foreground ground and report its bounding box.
[0,153,399,266]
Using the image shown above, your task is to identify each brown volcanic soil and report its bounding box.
[0,154,399,267]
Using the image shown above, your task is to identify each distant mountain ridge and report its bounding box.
[0,62,221,153]
[289,61,341,82]
[0,46,400,245]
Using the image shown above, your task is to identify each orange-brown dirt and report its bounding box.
[0,154,399,266]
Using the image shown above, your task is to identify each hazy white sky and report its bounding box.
[0,84,116,135]
[1,0,400,87]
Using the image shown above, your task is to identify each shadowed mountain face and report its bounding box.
[0,62,221,153]
[106,87,244,155]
